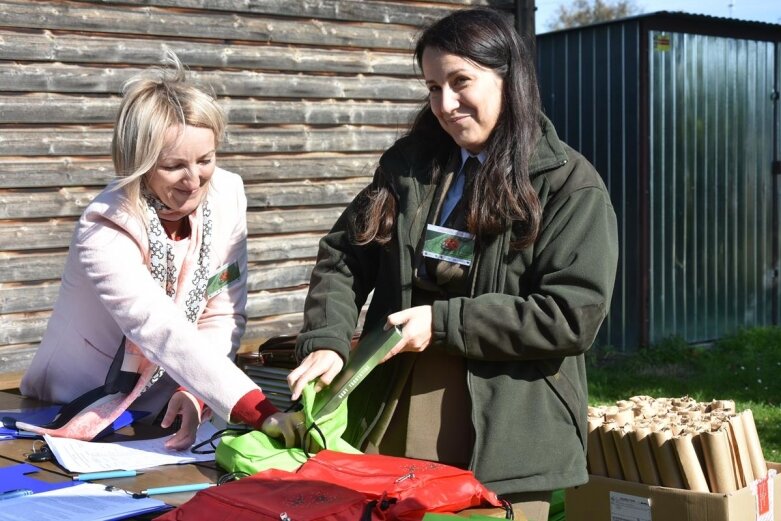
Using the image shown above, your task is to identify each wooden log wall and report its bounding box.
[0,0,513,387]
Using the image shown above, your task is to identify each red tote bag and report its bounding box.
[155,468,381,521]
[296,450,509,521]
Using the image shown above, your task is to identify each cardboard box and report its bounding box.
[566,463,779,521]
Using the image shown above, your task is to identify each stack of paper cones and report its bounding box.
[586,396,767,492]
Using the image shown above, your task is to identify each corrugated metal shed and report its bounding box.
[537,12,781,350]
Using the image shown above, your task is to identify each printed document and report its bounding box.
[45,421,220,472]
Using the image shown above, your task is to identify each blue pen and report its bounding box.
[15,430,41,439]
[136,483,214,497]
[0,489,34,501]
[73,470,140,481]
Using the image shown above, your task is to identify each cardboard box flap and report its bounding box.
[566,463,779,521]
[649,485,730,520]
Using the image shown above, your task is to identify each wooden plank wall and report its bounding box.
[0,0,513,386]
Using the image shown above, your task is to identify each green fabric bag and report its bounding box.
[215,383,361,475]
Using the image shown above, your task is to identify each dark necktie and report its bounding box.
[440,156,480,225]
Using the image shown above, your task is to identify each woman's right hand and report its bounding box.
[287,349,344,400]
[161,390,202,451]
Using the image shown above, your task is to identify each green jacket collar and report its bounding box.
[529,114,569,176]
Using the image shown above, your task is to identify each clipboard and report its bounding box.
[311,325,403,420]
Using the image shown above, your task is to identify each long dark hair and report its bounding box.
[354,7,542,248]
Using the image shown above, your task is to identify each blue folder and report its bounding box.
[0,463,80,494]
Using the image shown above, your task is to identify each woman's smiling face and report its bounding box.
[422,46,504,154]
[147,124,216,221]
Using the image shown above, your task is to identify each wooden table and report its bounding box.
[0,391,521,520]
[0,391,222,515]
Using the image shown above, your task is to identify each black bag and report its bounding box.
[238,334,361,411]
[238,336,298,410]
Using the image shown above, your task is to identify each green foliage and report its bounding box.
[588,326,781,462]
[547,0,641,31]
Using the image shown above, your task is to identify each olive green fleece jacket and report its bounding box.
[296,115,618,494]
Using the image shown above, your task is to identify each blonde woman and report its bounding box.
[21,54,299,449]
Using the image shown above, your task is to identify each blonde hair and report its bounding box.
[110,50,225,216]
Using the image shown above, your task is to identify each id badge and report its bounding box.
[422,224,476,266]
[206,261,241,298]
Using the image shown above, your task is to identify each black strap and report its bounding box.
[50,336,137,429]
[302,421,327,457]
[361,500,379,521]
[501,499,515,519]
[7,337,138,436]
[191,427,253,454]
[104,336,141,394]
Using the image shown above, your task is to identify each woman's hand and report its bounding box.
[261,411,305,448]
[381,305,434,362]
[162,390,203,451]
[287,349,344,401]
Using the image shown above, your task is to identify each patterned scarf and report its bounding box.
[17,194,213,440]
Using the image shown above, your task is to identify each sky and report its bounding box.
[535,0,781,33]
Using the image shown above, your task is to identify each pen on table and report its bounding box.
[0,489,34,501]
[132,483,214,498]
[73,470,141,481]
[15,430,42,439]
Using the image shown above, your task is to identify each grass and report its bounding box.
[586,326,781,462]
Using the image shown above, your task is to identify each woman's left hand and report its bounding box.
[162,390,202,451]
[381,305,434,362]
[287,349,344,401]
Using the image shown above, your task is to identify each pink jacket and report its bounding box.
[21,168,261,421]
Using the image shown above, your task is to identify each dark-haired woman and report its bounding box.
[288,8,618,520]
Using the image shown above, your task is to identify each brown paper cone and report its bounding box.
[723,422,744,488]
[669,422,684,436]
[741,409,768,478]
[679,409,702,423]
[599,422,624,480]
[701,429,738,493]
[612,425,641,483]
[649,429,685,488]
[606,406,634,427]
[728,414,755,485]
[587,417,608,476]
[629,426,661,485]
[588,405,606,418]
[636,404,656,419]
[672,434,710,492]
[693,420,711,433]
[708,399,735,413]
[690,428,710,488]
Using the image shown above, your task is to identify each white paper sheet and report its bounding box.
[44,421,220,473]
[0,482,168,521]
